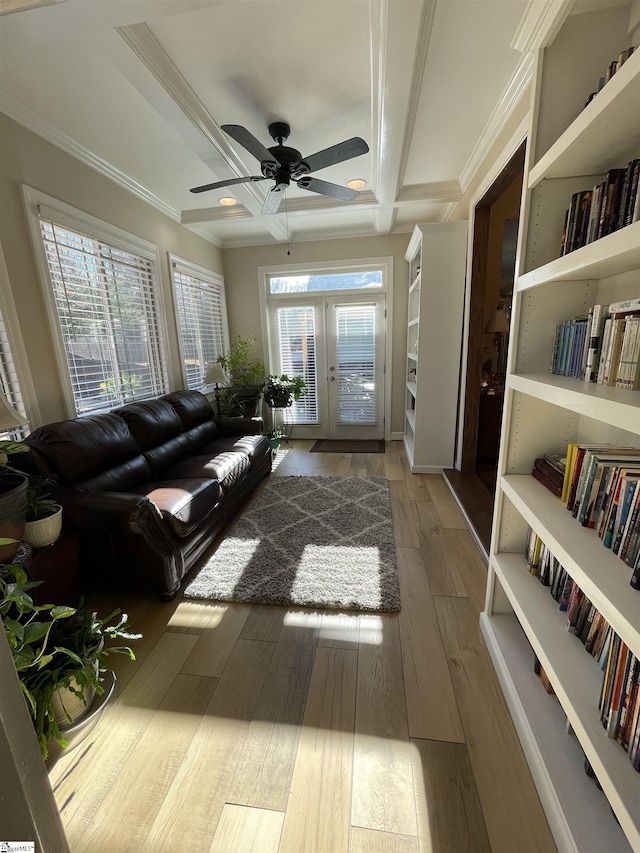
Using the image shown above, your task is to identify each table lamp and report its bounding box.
[204,362,227,416]
[0,390,29,433]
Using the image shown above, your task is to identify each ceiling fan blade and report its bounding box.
[221,124,281,167]
[297,176,359,202]
[301,137,369,174]
[262,185,285,215]
[190,175,267,194]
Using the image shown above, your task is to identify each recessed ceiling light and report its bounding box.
[218,197,237,206]
[347,179,366,190]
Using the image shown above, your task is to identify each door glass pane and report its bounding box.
[270,270,382,294]
[277,306,318,424]
[335,303,377,424]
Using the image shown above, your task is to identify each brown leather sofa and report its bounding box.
[20,390,272,599]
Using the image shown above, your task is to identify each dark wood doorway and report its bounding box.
[444,141,526,557]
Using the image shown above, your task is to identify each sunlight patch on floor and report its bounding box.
[167,600,230,630]
[283,611,384,645]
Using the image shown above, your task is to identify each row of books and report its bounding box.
[562,443,640,590]
[525,529,640,771]
[550,297,640,389]
[584,45,636,108]
[560,158,640,256]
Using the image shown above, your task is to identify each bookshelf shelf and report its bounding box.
[481,602,637,853]
[508,374,640,434]
[484,6,640,852]
[403,222,467,473]
[501,475,640,653]
[518,222,640,291]
[529,47,640,188]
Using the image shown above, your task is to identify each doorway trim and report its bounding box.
[456,124,528,472]
[258,257,394,441]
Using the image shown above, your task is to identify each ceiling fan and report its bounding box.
[190,122,369,215]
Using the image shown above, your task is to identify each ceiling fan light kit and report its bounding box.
[190,121,369,215]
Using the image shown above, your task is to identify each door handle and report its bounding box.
[330,376,335,381]
[329,366,335,371]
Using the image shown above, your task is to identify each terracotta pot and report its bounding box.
[0,473,28,562]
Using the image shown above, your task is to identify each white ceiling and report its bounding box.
[0,0,569,248]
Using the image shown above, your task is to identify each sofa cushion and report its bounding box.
[26,413,151,487]
[131,477,222,538]
[200,434,268,462]
[162,450,250,494]
[162,390,219,451]
[116,399,192,477]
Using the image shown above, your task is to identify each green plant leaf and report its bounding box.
[23,622,50,644]
[50,606,76,620]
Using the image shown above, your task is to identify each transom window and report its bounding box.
[269,269,382,294]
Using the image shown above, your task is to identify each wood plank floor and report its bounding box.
[47,440,557,853]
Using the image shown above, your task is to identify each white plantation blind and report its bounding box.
[335,303,377,424]
[277,306,318,424]
[0,306,28,438]
[39,217,168,414]
[172,261,227,390]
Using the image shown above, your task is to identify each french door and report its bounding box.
[268,294,385,439]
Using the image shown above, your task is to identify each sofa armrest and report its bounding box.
[62,491,183,600]
[63,491,161,532]
[214,416,263,436]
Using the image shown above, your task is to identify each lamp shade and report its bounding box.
[0,391,28,431]
[204,362,227,386]
[485,304,510,334]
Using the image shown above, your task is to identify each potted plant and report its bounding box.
[217,336,266,417]
[0,439,30,562]
[263,374,306,441]
[0,560,140,763]
[24,475,63,548]
[263,374,306,409]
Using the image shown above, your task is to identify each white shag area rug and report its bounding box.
[184,476,400,612]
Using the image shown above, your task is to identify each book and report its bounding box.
[534,457,565,488]
[532,467,563,497]
[562,444,578,503]
[613,478,640,554]
[584,303,609,382]
[576,451,640,526]
[597,168,626,239]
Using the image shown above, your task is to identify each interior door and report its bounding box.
[326,296,385,439]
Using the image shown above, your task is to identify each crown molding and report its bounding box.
[458,52,533,194]
[0,93,181,221]
[510,0,574,53]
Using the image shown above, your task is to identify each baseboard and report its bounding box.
[441,475,490,562]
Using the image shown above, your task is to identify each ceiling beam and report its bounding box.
[117,22,289,243]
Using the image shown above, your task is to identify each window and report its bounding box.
[170,257,228,390]
[269,269,382,294]
[0,306,28,439]
[276,305,318,424]
[31,198,168,415]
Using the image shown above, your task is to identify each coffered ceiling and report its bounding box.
[0,0,575,248]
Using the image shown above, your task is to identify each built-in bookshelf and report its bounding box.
[482,5,640,852]
[403,222,467,473]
